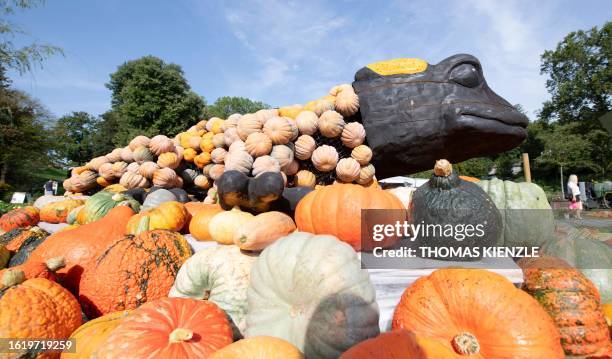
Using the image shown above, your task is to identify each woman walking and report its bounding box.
[567,174,583,219]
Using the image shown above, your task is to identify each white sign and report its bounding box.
[10,192,26,204]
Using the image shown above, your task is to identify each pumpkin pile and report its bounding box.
[61,84,376,203]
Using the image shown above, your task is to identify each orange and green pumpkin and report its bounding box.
[0,226,50,267]
[40,199,85,224]
[0,206,39,232]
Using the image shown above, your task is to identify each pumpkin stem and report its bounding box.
[168,328,193,343]
[45,256,66,271]
[134,216,151,235]
[433,159,453,177]
[452,332,480,355]
[2,269,25,287]
[111,193,125,202]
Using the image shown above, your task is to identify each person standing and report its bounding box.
[43,179,54,196]
[567,174,583,219]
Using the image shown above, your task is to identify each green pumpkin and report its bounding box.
[80,191,140,224]
[246,232,380,358]
[541,223,612,303]
[477,179,554,247]
[5,226,50,266]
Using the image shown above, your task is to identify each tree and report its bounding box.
[51,112,98,165]
[0,0,62,74]
[205,96,269,118]
[106,56,206,145]
[91,111,120,156]
[539,22,611,128]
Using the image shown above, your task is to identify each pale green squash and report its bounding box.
[80,191,140,224]
[246,232,380,359]
[169,245,257,339]
[477,179,554,247]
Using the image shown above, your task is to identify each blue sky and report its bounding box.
[6,0,611,120]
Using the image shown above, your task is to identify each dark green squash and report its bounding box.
[409,159,502,261]
[1,226,50,267]
[216,170,285,213]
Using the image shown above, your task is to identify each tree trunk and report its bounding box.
[560,165,564,198]
[0,162,6,183]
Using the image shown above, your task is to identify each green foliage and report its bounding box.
[106,56,206,145]
[51,111,98,165]
[205,96,269,118]
[0,0,62,74]
[91,111,120,156]
[0,200,22,216]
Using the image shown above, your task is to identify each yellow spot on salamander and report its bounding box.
[366,58,428,76]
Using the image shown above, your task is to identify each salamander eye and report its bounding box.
[450,63,481,88]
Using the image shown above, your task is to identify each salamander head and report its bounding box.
[353,54,528,177]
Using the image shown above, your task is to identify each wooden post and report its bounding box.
[522,153,531,183]
[560,165,564,198]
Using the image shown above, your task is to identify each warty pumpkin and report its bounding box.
[246,232,380,358]
[40,198,85,224]
[0,206,39,232]
[78,229,192,318]
[340,330,458,359]
[518,256,609,356]
[61,310,131,359]
[95,297,233,359]
[125,201,189,234]
[2,226,50,266]
[169,245,257,338]
[392,268,565,358]
[0,277,82,356]
[233,211,296,251]
[188,204,224,241]
[295,183,405,250]
[210,336,304,359]
[26,205,136,293]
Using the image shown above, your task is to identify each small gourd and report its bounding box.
[225,151,253,174]
[120,147,134,163]
[129,135,150,151]
[356,164,375,185]
[138,161,159,179]
[111,161,128,178]
[311,145,338,172]
[341,122,366,148]
[200,137,215,153]
[294,135,316,160]
[336,158,361,182]
[152,168,178,188]
[205,117,222,131]
[187,135,202,150]
[237,114,262,140]
[133,146,154,164]
[212,133,225,148]
[351,145,372,165]
[211,148,227,164]
[126,162,140,173]
[183,148,197,162]
[98,163,114,180]
[149,135,175,155]
[181,169,198,185]
[282,159,299,176]
[318,110,345,138]
[335,87,360,117]
[245,133,273,157]
[229,140,246,154]
[252,156,280,177]
[311,98,335,116]
[223,114,241,131]
[194,152,212,169]
[157,152,180,169]
[329,83,352,96]
[106,148,123,162]
[295,111,318,135]
[263,117,293,145]
[88,156,109,172]
[194,175,210,189]
[278,104,303,119]
[120,172,149,189]
[209,165,225,181]
[270,145,294,169]
[295,170,316,188]
[224,127,240,146]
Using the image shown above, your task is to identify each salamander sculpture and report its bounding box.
[355,53,528,177]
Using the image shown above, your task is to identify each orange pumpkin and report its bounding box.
[340,331,458,359]
[26,206,135,292]
[210,336,303,359]
[188,204,224,241]
[0,206,39,232]
[233,211,296,251]
[183,147,198,162]
[96,297,233,358]
[184,202,221,216]
[194,152,212,168]
[125,201,189,234]
[458,175,480,182]
[40,199,85,223]
[392,269,565,358]
[295,183,406,250]
[78,229,192,317]
[0,277,82,353]
[0,256,65,283]
[61,310,131,358]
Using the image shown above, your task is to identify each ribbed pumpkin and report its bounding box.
[392,269,565,358]
[79,191,140,224]
[95,297,233,359]
[518,256,609,356]
[188,204,224,241]
[340,331,458,359]
[0,277,82,356]
[26,206,136,293]
[295,183,405,250]
[125,201,189,234]
[40,199,86,224]
[169,245,257,338]
[61,310,131,358]
[246,233,380,358]
[210,336,303,359]
[78,229,192,318]
[0,206,39,232]
[4,226,50,266]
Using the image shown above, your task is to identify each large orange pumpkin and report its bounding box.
[40,199,85,223]
[0,277,82,357]
[189,204,224,241]
[78,229,192,318]
[295,183,405,250]
[392,269,565,358]
[0,206,39,232]
[95,297,233,358]
[340,330,458,358]
[26,206,135,292]
[61,310,131,359]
